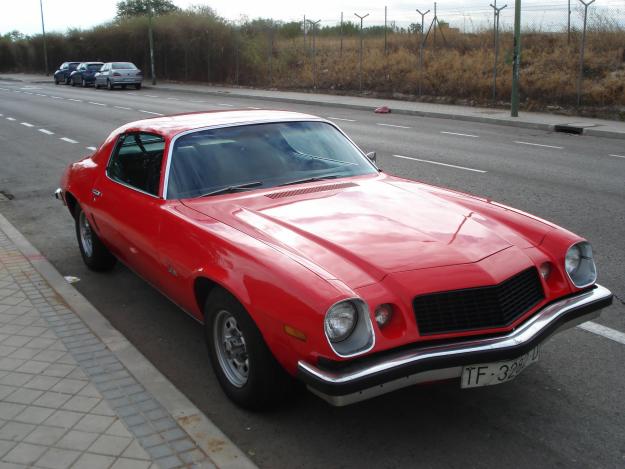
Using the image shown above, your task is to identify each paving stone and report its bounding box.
[34,447,81,469]
[55,430,99,451]
[71,452,116,469]
[61,395,101,413]
[42,410,84,429]
[0,358,25,372]
[3,442,47,465]
[109,458,152,469]
[155,455,183,469]
[14,360,49,375]
[0,439,17,458]
[0,402,26,420]
[170,438,195,453]
[106,420,133,438]
[178,449,207,465]
[88,434,133,456]
[21,375,60,391]
[50,378,87,394]
[41,363,75,378]
[13,406,55,425]
[0,372,32,387]
[121,440,151,460]
[73,414,115,433]
[32,391,72,409]
[7,347,39,360]
[145,443,174,459]
[4,387,43,405]
[22,425,66,446]
[90,400,117,417]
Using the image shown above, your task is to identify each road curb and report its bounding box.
[0,211,258,469]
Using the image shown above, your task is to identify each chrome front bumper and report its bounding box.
[298,284,613,406]
[54,188,65,205]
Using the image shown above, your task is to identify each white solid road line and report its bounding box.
[392,154,487,173]
[6,117,16,121]
[327,117,356,122]
[86,146,97,151]
[60,137,79,144]
[50,96,63,99]
[88,101,106,106]
[441,131,479,138]
[114,105,132,110]
[38,129,54,135]
[217,103,234,107]
[20,122,34,127]
[67,98,82,102]
[377,123,411,129]
[145,94,159,98]
[138,110,164,116]
[609,154,625,159]
[514,141,563,149]
[578,321,625,346]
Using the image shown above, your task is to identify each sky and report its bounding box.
[2,0,624,36]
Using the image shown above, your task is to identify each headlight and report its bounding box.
[565,241,597,288]
[324,299,375,357]
[324,302,357,342]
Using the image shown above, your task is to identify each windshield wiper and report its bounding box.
[278,174,343,187]
[200,181,263,197]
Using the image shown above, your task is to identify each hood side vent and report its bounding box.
[265,182,358,199]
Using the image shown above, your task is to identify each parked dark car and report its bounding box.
[70,62,104,87]
[94,62,143,90]
[54,62,80,85]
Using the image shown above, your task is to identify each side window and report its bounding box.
[61,63,68,70]
[107,133,166,196]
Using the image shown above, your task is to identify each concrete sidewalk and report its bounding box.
[0,211,256,469]
[2,72,624,140]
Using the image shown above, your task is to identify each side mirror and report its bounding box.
[366,151,377,163]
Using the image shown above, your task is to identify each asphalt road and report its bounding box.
[1,78,624,469]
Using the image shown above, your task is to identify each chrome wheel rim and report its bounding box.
[79,211,94,258]
[214,310,249,387]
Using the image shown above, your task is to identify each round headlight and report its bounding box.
[565,241,597,288]
[565,244,581,274]
[324,301,358,343]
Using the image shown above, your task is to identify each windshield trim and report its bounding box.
[161,118,377,200]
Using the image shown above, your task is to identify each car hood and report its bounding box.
[182,174,554,288]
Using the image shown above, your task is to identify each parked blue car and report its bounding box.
[53,62,80,85]
[69,62,104,87]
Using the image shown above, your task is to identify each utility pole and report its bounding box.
[416,8,430,96]
[567,0,571,44]
[510,0,521,117]
[354,12,369,92]
[340,12,344,57]
[303,15,307,49]
[576,0,595,106]
[490,2,507,102]
[308,19,321,88]
[433,2,437,47]
[384,6,388,55]
[147,0,156,85]
[39,0,49,75]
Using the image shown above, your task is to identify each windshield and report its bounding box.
[112,62,137,69]
[87,64,102,70]
[166,121,377,199]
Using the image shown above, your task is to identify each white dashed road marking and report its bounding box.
[67,98,82,102]
[6,117,16,121]
[39,129,54,135]
[441,131,479,138]
[50,96,63,99]
[609,154,625,159]
[327,117,356,122]
[20,122,34,127]
[114,106,132,110]
[514,141,563,149]
[392,154,487,174]
[86,146,97,151]
[88,101,106,106]
[377,123,411,129]
[578,321,625,346]
[146,95,159,98]
[218,103,234,107]
[138,110,164,116]
[247,106,261,110]
[60,137,79,144]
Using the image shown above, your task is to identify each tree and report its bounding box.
[116,0,179,18]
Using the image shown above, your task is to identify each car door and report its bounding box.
[96,64,109,85]
[89,132,167,285]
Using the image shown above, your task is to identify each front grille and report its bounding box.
[413,267,544,335]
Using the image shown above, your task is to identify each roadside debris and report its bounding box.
[374,106,391,113]
[64,275,80,284]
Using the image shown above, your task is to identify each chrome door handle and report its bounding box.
[91,189,102,197]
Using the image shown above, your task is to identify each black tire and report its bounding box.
[71,78,76,87]
[135,83,142,90]
[65,77,71,85]
[205,289,296,410]
[54,78,59,85]
[121,84,127,90]
[107,80,113,90]
[74,204,116,271]
[81,78,87,88]
[95,82,100,89]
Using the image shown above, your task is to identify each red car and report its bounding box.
[56,110,613,409]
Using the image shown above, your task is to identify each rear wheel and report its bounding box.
[74,205,116,271]
[135,83,142,90]
[54,78,59,85]
[107,80,113,90]
[71,78,76,87]
[205,289,296,410]
[81,78,87,88]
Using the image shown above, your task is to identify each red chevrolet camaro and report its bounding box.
[56,110,613,409]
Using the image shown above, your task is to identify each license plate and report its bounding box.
[461,347,540,388]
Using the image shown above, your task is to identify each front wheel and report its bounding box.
[135,83,142,90]
[107,80,113,90]
[71,78,76,87]
[54,78,59,85]
[205,290,296,410]
[74,205,116,271]
[81,78,87,88]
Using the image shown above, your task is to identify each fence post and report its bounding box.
[510,0,522,117]
[340,12,344,57]
[354,12,369,92]
[384,6,388,55]
[576,0,595,106]
[490,3,507,102]
[416,8,430,97]
[268,23,274,87]
[308,19,321,88]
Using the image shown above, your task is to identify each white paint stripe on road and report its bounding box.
[441,131,479,138]
[138,110,164,116]
[377,123,411,129]
[60,137,79,144]
[23,92,33,95]
[88,101,106,106]
[193,100,206,103]
[6,117,16,121]
[247,106,261,110]
[392,154,488,174]
[167,97,179,100]
[328,117,356,122]
[38,129,54,135]
[36,93,46,96]
[50,96,63,99]
[67,98,82,102]
[20,122,34,127]
[514,141,563,149]
[114,105,132,110]
[86,146,97,151]
[145,94,159,98]
[609,154,625,159]
[578,321,625,346]
[218,103,234,107]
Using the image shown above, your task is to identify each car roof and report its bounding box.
[116,110,324,140]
